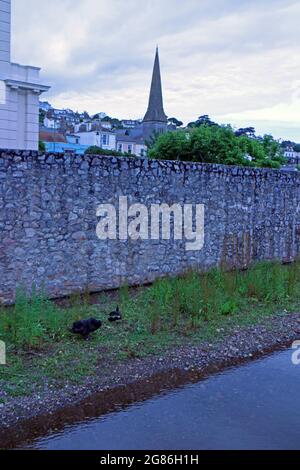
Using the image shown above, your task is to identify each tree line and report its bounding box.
[148,115,285,169]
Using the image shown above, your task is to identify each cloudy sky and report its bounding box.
[11,0,300,140]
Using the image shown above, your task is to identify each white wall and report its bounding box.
[44,117,57,129]
[0,0,12,147]
[117,141,147,156]
[284,150,299,159]
[0,0,49,150]
[136,143,147,157]
[76,131,116,150]
[0,0,10,67]
[76,131,99,146]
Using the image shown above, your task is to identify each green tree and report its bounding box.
[281,140,295,149]
[148,125,284,169]
[168,117,183,127]
[235,127,256,138]
[261,135,284,162]
[187,115,218,128]
[294,143,300,152]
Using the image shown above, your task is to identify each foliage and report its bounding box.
[168,117,183,127]
[187,114,218,128]
[148,124,284,168]
[0,289,74,348]
[1,260,300,397]
[235,127,256,138]
[281,141,300,152]
[1,260,299,350]
[294,144,300,152]
[84,146,133,157]
[281,140,295,149]
[132,260,300,334]
[38,140,46,152]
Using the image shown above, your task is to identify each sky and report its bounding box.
[11,0,300,141]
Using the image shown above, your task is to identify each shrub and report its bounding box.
[39,140,46,152]
[84,146,133,157]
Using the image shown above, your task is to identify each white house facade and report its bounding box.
[43,117,60,129]
[0,0,50,150]
[75,130,116,151]
[284,147,300,159]
[116,137,147,157]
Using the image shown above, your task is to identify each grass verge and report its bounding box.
[1,260,300,398]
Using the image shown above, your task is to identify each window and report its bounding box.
[128,144,132,154]
[118,144,123,152]
[102,134,109,146]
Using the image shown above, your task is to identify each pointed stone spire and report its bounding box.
[143,47,167,123]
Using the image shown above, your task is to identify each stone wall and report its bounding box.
[1,150,300,304]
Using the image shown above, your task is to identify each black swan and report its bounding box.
[70,318,102,340]
[108,306,122,322]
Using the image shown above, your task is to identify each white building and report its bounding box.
[121,119,141,129]
[116,135,147,156]
[0,0,50,150]
[43,116,60,129]
[116,129,147,156]
[284,147,300,159]
[74,120,112,133]
[75,130,116,151]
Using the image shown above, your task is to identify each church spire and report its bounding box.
[143,48,167,123]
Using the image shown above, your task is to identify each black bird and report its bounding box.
[108,306,122,322]
[70,317,102,340]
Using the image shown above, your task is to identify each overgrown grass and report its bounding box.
[1,260,300,348]
[0,260,300,397]
[0,287,87,348]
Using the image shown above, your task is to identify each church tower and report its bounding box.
[142,48,168,141]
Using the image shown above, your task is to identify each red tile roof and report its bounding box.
[39,131,67,143]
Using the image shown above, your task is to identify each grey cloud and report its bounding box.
[11,0,300,139]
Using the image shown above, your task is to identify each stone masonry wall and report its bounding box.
[1,150,300,304]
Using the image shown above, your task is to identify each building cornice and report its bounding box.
[5,79,50,94]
